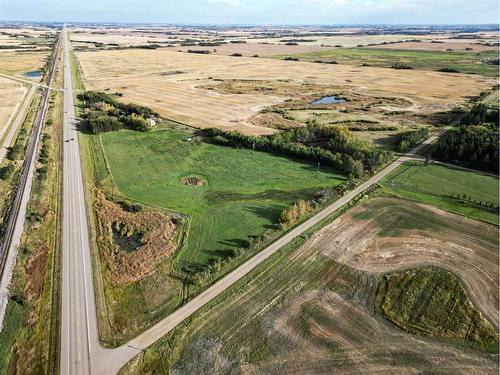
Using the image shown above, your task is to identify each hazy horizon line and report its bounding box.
[1,20,499,27]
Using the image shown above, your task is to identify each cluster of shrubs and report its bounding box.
[279,200,313,229]
[187,49,210,54]
[0,163,15,180]
[438,67,460,73]
[78,91,158,134]
[205,124,392,178]
[391,63,413,70]
[313,60,338,65]
[397,128,429,152]
[36,134,51,178]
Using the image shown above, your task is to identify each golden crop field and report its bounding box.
[0,76,27,135]
[76,48,496,135]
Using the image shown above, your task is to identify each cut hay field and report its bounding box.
[0,76,27,136]
[74,47,495,135]
[120,198,499,375]
[87,124,345,343]
[277,48,499,77]
[382,160,499,224]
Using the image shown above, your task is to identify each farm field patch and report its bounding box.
[376,40,499,52]
[74,48,494,135]
[382,160,499,224]
[120,198,498,375]
[277,48,499,77]
[0,76,27,136]
[100,126,343,268]
[88,124,344,343]
[0,51,49,78]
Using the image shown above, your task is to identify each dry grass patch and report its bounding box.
[180,175,205,186]
[95,191,180,284]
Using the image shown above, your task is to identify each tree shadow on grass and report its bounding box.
[178,260,206,274]
[242,203,283,224]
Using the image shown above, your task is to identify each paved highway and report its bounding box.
[60,27,100,375]
[60,26,452,374]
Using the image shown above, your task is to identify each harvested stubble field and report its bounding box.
[74,47,495,135]
[87,125,344,343]
[382,160,499,224]
[0,76,27,134]
[120,198,499,375]
[245,33,439,48]
[278,48,499,77]
[376,41,499,52]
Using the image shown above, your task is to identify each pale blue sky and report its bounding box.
[1,0,499,24]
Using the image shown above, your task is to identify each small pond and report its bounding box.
[23,71,42,78]
[312,96,346,105]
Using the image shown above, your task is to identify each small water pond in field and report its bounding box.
[312,96,346,105]
[24,71,42,78]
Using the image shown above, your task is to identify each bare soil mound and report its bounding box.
[180,175,205,186]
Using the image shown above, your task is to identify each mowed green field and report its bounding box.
[382,161,499,224]
[276,48,499,77]
[100,126,344,271]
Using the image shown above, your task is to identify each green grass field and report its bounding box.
[276,48,499,77]
[100,126,344,271]
[381,267,498,353]
[382,161,499,224]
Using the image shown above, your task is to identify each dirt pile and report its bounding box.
[95,191,179,284]
[180,176,205,186]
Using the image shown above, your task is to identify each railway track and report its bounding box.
[0,30,61,296]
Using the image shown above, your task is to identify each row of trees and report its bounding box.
[79,91,157,134]
[397,128,429,152]
[206,124,392,178]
